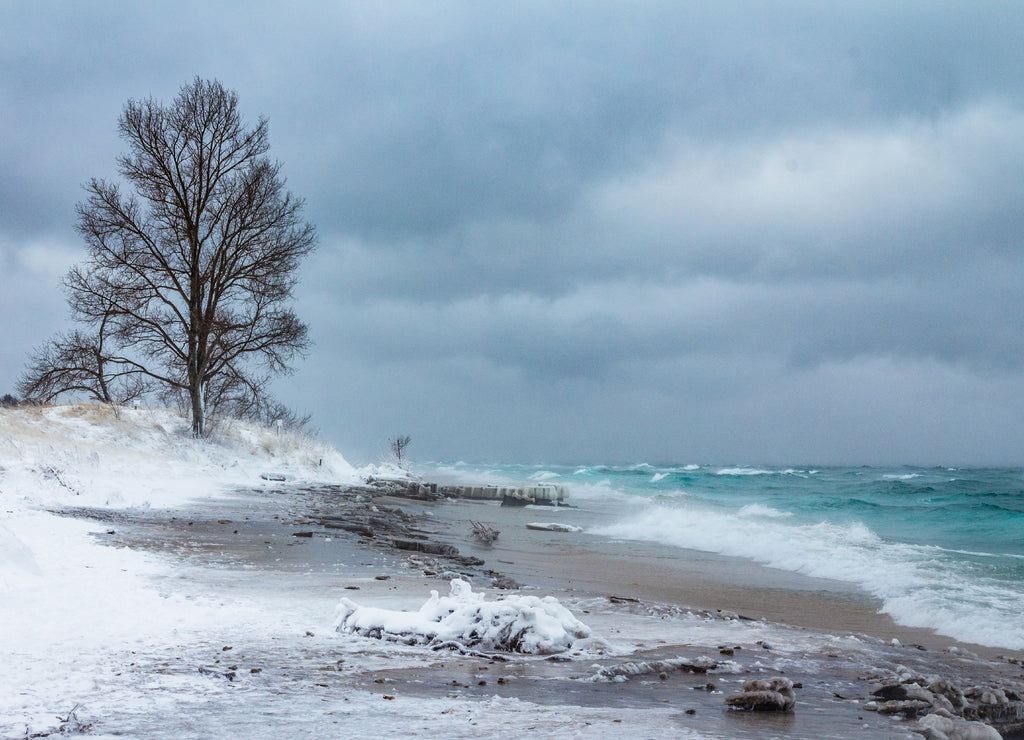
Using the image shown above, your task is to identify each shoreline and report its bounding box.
[14,482,1023,739]
[390,495,1019,662]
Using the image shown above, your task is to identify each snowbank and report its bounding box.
[334,579,592,654]
[0,402,362,641]
[0,403,359,510]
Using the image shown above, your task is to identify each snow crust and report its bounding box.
[335,578,591,654]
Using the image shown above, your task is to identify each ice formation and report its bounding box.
[334,579,591,654]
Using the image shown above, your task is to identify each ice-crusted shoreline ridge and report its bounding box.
[334,578,592,655]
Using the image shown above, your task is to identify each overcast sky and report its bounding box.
[3,2,1024,466]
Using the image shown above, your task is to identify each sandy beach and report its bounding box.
[16,481,1020,739]
[407,496,994,656]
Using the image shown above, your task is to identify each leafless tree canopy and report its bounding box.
[47,77,317,436]
[17,319,148,405]
[390,435,412,465]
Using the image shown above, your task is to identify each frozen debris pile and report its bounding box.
[334,579,591,655]
[724,676,797,712]
[863,665,1024,737]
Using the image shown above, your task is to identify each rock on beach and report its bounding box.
[724,676,796,712]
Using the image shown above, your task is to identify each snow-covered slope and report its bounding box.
[0,404,365,735]
[0,403,360,510]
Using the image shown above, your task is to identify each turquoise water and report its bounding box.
[429,462,1024,650]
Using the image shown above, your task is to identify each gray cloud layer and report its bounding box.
[3,2,1024,464]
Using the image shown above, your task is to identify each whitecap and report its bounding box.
[737,504,793,518]
[529,471,560,481]
[716,467,773,476]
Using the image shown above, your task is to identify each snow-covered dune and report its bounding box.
[0,403,360,510]
[0,404,364,735]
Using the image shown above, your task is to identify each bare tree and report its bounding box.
[18,315,148,405]
[390,435,412,466]
[159,366,311,430]
[67,77,316,436]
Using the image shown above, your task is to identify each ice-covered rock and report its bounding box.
[876,699,932,717]
[867,669,1023,734]
[918,711,1001,740]
[966,687,1008,706]
[873,683,935,703]
[334,579,591,654]
[724,676,796,712]
[928,679,968,711]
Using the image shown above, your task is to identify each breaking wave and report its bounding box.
[592,503,1024,649]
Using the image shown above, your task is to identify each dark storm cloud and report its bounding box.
[295,1,1024,241]
[3,2,1024,464]
[305,100,1024,381]
[319,101,1024,300]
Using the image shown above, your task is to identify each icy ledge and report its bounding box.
[334,579,591,654]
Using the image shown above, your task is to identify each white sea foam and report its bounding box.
[565,478,635,504]
[883,473,921,480]
[592,504,1024,650]
[529,470,561,481]
[780,469,810,477]
[737,504,793,518]
[427,464,521,488]
[682,464,701,471]
[650,472,669,483]
[715,467,814,477]
[716,467,774,476]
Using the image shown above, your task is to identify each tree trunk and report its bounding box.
[190,380,205,438]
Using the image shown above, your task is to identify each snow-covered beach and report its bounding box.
[2,405,1022,739]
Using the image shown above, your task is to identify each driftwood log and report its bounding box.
[392,539,460,557]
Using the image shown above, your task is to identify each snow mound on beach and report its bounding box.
[334,579,591,654]
[0,403,359,510]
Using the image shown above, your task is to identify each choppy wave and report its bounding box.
[716,467,774,476]
[427,461,1024,649]
[593,504,1024,649]
[529,471,561,482]
[715,467,813,477]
